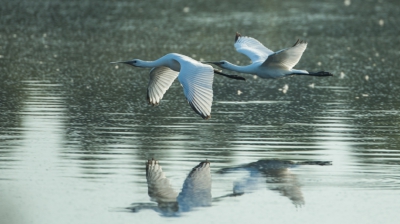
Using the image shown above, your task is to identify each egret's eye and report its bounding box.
[133,60,137,63]
[220,62,225,64]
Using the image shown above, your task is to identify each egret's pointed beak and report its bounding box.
[110,60,132,65]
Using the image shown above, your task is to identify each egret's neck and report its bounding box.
[138,60,164,68]
[138,54,180,71]
[223,62,254,74]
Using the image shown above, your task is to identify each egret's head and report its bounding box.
[202,60,229,69]
[110,59,142,67]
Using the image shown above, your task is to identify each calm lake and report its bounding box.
[1,0,400,223]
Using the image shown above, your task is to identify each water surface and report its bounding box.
[1,0,400,223]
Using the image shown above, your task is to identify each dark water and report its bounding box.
[1,0,400,223]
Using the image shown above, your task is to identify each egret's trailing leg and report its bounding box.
[292,71,333,77]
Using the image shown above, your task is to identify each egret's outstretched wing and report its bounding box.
[234,32,274,63]
[262,40,308,70]
[264,168,305,207]
[178,61,214,119]
[146,159,179,202]
[178,161,212,211]
[147,66,179,105]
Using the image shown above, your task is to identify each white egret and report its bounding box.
[205,33,333,79]
[111,53,245,119]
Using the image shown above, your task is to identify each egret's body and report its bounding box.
[112,53,244,119]
[206,33,333,79]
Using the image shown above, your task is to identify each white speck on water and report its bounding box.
[379,19,384,26]
[43,33,47,37]
[183,7,190,13]
[115,65,119,69]
[344,0,351,6]
[340,72,345,79]
[237,90,243,95]
[317,62,322,66]
[362,94,369,97]
[279,84,289,94]
[309,83,315,88]
[253,75,258,79]
[365,75,369,81]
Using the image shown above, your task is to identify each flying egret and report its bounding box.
[111,53,245,119]
[204,33,333,79]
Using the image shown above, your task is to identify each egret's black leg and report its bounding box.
[214,70,246,81]
[292,71,333,77]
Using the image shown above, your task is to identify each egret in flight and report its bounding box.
[111,53,245,119]
[205,33,333,79]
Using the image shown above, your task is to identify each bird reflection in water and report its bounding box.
[217,159,332,207]
[127,159,331,216]
[128,159,211,216]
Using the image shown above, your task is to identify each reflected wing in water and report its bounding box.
[146,159,179,202]
[263,166,304,207]
[177,160,212,212]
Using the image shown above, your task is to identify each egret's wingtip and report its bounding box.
[235,32,241,42]
[293,39,300,47]
[146,158,158,166]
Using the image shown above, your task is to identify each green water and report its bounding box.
[1,0,400,223]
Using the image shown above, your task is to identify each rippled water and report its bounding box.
[1,0,400,223]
